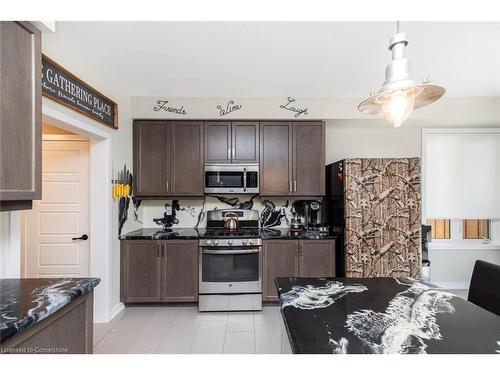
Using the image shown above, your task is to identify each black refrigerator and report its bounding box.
[324,158,422,278]
[324,161,346,277]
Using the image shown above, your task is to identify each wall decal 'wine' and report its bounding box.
[217,100,242,117]
[279,97,309,118]
[153,99,187,115]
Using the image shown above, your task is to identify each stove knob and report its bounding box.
[213,240,219,246]
[247,240,254,246]
[242,240,248,246]
[228,240,233,246]
[206,240,213,246]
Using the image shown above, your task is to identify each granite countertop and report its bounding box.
[119,227,336,240]
[276,277,500,354]
[0,278,100,343]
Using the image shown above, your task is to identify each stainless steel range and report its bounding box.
[198,209,262,312]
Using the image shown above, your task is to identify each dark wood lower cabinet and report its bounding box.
[120,240,162,303]
[162,240,198,302]
[299,240,336,278]
[262,239,336,301]
[262,240,299,301]
[1,292,94,354]
[120,240,198,303]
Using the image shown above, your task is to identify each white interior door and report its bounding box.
[24,139,90,278]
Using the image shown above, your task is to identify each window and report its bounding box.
[426,219,450,239]
[463,219,490,240]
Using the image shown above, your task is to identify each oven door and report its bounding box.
[199,247,262,294]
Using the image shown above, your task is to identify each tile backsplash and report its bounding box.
[140,195,299,228]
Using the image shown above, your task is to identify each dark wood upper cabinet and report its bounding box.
[204,121,259,164]
[134,120,203,197]
[298,240,335,277]
[170,121,203,196]
[120,241,162,303]
[161,240,198,302]
[262,240,299,301]
[292,122,325,196]
[133,120,169,196]
[231,122,259,163]
[259,122,293,196]
[260,121,325,197]
[204,121,231,164]
[0,22,41,210]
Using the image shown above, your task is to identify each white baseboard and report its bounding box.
[432,281,469,290]
[109,302,125,321]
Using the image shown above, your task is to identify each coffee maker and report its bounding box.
[304,200,327,232]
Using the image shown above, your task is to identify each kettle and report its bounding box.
[224,212,239,231]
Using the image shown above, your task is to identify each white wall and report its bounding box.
[325,122,421,163]
[0,212,20,278]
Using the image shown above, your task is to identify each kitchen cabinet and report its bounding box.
[0,22,41,211]
[259,122,293,196]
[120,240,162,303]
[170,121,204,196]
[298,240,336,278]
[262,240,299,301]
[133,120,203,197]
[133,121,170,196]
[260,121,325,197]
[292,122,325,196]
[161,240,199,302]
[262,239,335,301]
[120,240,198,303]
[204,121,259,164]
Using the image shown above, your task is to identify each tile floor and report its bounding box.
[94,290,469,354]
[93,304,292,354]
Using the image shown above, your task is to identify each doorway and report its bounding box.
[23,127,90,278]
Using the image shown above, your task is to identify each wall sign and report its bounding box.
[42,54,118,129]
[217,100,242,117]
[153,99,187,115]
[279,97,309,118]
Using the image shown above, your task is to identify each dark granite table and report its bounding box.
[0,278,100,344]
[276,277,500,354]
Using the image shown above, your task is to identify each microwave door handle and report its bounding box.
[202,249,260,255]
[243,168,247,192]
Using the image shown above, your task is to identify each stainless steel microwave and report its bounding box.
[204,165,259,194]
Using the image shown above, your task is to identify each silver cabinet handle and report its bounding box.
[165,180,169,192]
[289,181,292,192]
[294,180,297,192]
[232,148,235,159]
[227,148,231,159]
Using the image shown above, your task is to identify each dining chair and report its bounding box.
[467,260,500,316]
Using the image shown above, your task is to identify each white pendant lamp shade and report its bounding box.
[359,24,446,127]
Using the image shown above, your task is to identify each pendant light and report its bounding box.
[358,22,446,127]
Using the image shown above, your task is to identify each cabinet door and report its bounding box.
[162,240,199,302]
[292,122,325,196]
[133,120,170,196]
[170,121,203,196]
[0,22,41,203]
[298,240,335,277]
[231,122,259,164]
[204,121,231,164]
[259,122,293,196]
[120,241,162,302]
[262,240,299,301]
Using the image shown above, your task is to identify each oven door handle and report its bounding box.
[243,168,247,192]
[202,249,260,255]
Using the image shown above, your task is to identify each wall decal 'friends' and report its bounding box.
[153,99,187,115]
[217,100,242,117]
[279,97,309,118]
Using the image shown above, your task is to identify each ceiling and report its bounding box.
[42,21,500,98]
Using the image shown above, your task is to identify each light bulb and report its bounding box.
[381,88,415,127]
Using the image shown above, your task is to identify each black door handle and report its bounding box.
[72,234,88,241]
